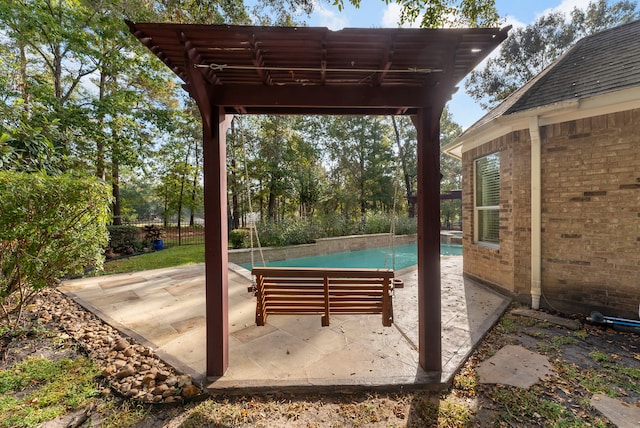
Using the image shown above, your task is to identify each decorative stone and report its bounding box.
[123,348,136,357]
[181,384,199,398]
[156,370,170,381]
[102,365,116,376]
[165,376,178,387]
[152,384,169,395]
[114,339,129,351]
[115,365,135,379]
[142,373,155,384]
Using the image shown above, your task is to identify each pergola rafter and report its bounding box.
[127,21,509,378]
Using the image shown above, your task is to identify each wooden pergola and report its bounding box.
[127,22,508,378]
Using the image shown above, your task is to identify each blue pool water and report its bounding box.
[242,243,462,270]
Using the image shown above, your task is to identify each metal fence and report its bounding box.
[119,219,205,247]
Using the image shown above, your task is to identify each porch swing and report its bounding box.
[244,143,403,328]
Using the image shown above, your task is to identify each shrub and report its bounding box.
[229,228,248,249]
[107,225,142,252]
[394,216,417,235]
[315,214,359,238]
[257,218,317,247]
[363,212,391,235]
[0,172,111,326]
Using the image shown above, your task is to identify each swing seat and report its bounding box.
[251,267,394,327]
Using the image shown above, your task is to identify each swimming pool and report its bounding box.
[242,243,462,270]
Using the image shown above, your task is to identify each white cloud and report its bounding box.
[537,0,591,20]
[313,1,349,30]
[381,3,421,28]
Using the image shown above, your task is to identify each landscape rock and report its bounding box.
[181,384,200,398]
[37,289,202,404]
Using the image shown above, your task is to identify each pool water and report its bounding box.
[242,243,462,270]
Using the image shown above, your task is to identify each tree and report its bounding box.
[335,0,499,27]
[325,116,395,228]
[390,116,417,216]
[466,0,640,110]
[439,109,463,228]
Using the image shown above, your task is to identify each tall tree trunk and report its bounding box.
[176,144,192,245]
[267,184,277,222]
[392,116,414,217]
[18,42,30,116]
[190,140,200,227]
[112,151,121,225]
[96,71,106,180]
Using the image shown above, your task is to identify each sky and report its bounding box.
[302,0,600,129]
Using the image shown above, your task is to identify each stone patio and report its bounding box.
[59,256,510,393]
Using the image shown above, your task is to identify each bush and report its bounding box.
[363,212,392,235]
[395,216,417,235]
[257,218,317,247]
[0,172,111,326]
[107,225,142,252]
[315,214,359,238]
[229,228,248,249]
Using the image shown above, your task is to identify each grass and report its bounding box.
[99,244,204,275]
[0,356,100,428]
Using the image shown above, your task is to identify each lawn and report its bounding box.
[99,244,204,275]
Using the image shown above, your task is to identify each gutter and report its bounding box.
[529,116,542,309]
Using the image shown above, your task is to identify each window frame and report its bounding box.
[474,152,500,248]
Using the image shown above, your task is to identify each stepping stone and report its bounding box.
[511,308,581,330]
[590,394,640,428]
[477,345,553,388]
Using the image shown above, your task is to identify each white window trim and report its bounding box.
[474,153,500,249]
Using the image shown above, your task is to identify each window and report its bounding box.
[475,153,500,245]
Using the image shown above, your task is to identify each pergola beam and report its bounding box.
[211,85,433,110]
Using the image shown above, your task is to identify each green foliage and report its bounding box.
[257,219,318,247]
[0,356,99,428]
[107,225,142,252]
[229,229,249,249]
[466,0,640,110]
[363,212,391,235]
[0,172,111,326]
[394,216,417,235]
[336,0,499,28]
[314,214,360,238]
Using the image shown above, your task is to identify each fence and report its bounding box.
[119,219,205,247]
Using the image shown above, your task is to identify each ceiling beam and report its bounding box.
[210,84,431,109]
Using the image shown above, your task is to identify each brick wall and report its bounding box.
[461,108,640,318]
[540,109,640,318]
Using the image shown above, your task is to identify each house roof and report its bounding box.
[450,19,640,146]
[126,22,509,115]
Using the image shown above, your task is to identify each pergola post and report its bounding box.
[413,107,443,373]
[203,106,229,377]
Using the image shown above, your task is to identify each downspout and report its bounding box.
[529,116,542,309]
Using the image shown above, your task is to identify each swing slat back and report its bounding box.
[251,267,394,327]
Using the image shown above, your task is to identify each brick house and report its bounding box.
[443,20,640,318]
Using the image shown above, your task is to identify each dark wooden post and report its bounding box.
[413,107,442,373]
[203,107,229,377]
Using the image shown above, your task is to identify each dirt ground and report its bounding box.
[2,295,639,427]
